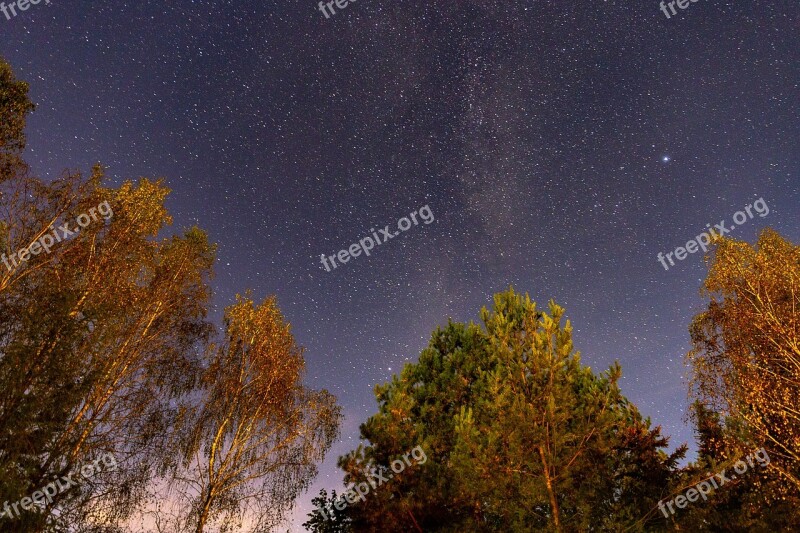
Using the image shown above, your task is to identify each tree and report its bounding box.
[665,402,798,531]
[0,167,218,531]
[0,57,34,178]
[322,288,684,532]
[687,228,800,489]
[0,65,219,527]
[161,295,342,533]
[302,489,353,533]
[450,292,682,532]
[684,228,800,528]
[0,57,342,532]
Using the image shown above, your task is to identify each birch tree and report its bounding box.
[165,295,341,533]
[688,229,800,494]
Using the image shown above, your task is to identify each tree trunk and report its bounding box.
[538,446,563,532]
[195,488,214,533]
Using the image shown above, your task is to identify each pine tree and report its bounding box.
[324,288,684,532]
[303,489,353,532]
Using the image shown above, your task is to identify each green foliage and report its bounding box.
[326,288,684,532]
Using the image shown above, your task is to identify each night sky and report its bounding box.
[2,0,799,529]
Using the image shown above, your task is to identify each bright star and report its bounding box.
[662,155,671,163]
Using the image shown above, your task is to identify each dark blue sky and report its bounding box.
[2,0,798,529]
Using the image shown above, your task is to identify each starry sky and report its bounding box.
[2,0,799,529]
